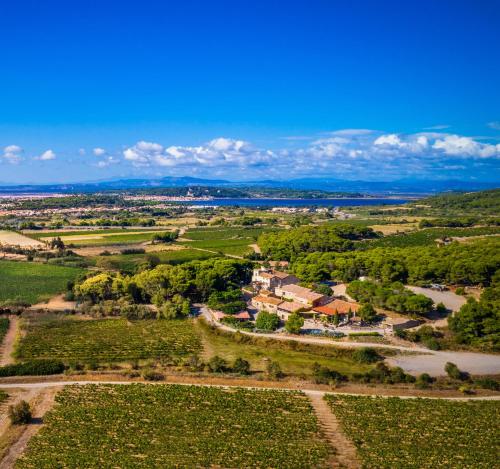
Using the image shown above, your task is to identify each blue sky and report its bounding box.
[0,0,499,183]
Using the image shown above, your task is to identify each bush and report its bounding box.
[266,361,283,380]
[208,355,228,373]
[415,373,433,389]
[0,359,65,377]
[8,400,31,425]
[285,313,304,334]
[312,363,347,385]
[233,358,251,375]
[352,347,381,364]
[142,370,165,381]
[474,377,499,391]
[445,362,468,380]
[255,311,280,331]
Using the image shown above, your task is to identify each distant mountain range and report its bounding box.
[0,176,497,196]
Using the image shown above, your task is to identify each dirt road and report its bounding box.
[200,306,500,376]
[0,317,18,366]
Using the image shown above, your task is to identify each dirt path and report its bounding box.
[199,307,500,376]
[0,387,59,469]
[0,317,18,367]
[0,380,499,401]
[31,294,76,311]
[249,243,261,254]
[306,391,360,468]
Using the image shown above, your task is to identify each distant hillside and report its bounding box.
[415,189,500,213]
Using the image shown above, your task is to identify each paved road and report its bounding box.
[199,306,500,377]
[0,380,498,400]
[407,286,467,312]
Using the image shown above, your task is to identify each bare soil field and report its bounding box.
[39,230,171,242]
[370,223,417,235]
[73,243,186,257]
[0,232,44,249]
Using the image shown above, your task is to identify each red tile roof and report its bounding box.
[313,299,360,315]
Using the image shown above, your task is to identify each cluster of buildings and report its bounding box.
[250,267,360,322]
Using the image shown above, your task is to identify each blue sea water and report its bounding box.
[186,198,409,207]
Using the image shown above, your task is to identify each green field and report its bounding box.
[93,248,220,272]
[198,321,374,377]
[65,231,174,247]
[25,228,160,240]
[0,261,83,305]
[183,227,275,240]
[326,395,500,468]
[17,384,330,468]
[368,226,500,248]
[15,317,201,363]
[179,238,254,256]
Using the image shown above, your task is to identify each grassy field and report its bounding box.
[183,227,275,240]
[15,316,201,364]
[179,238,254,256]
[369,226,500,248]
[92,248,220,272]
[0,261,83,305]
[61,231,174,247]
[17,384,330,468]
[326,395,500,468]
[198,321,374,377]
[25,228,160,239]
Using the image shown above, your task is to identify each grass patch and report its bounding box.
[197,321,374,377]
[15,316,201,364]
[180,238,253,256]
[92,248,220,272]
[0,261,83,305]
[26,228,159,240]
[0,317,9,342]
[18,384,330,468]
[325,395,500,468]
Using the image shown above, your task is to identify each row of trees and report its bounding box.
[74,258,253,315]
[290,238,499,286]
[258,224,378,260]
[347,280,434,315]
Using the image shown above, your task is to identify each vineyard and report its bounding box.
[15,317,201,363]
[325,395,500,468]
[17,384,331,468]
[368,226,500,248]
[0,261,83,305]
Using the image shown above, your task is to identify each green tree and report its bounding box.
[233,358,251,375]
[285,313,304,334]
[358,303,377,323]
[255,311,280,331]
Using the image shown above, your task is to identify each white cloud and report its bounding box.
[2,145,23,164]
[36,149,56,161]
[487,121,500,130]
[93,147,106,156]
[432,135,499,158]
[95,156,119,168]
[374,134,403,147]
[328,129,375,136]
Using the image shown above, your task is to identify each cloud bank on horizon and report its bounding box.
[1,129,499,182]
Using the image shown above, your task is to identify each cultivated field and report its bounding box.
[15,316,201,363]
[17,384,331,468]
[326,395,500,468]
[41,230,176,247]
[0,231,44,248]
[0,261,83,305]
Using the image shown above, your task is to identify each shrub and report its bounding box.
[266,360,284,380]
[255,311,280,331]
[474,377,499,391]
[0,359,65,377]
[208,355,228,373]
[352,347,381,364]
[415,373,433,389]
[445,362,468,380]
[8,400,31,425]
[142,370,165,381]
[233,358,251,375]
[285,313,304,334]
[312,363,347,385]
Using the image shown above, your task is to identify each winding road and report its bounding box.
[199,306,500,377]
